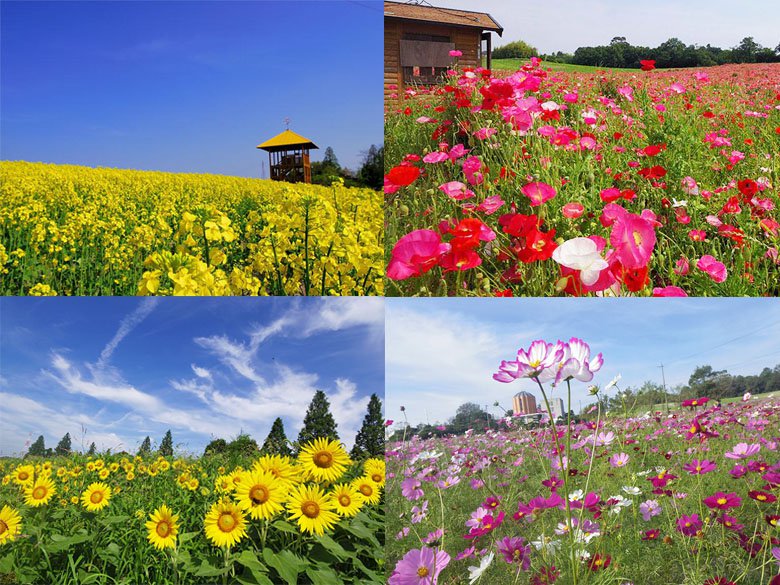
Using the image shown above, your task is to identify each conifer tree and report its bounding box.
[87,442,96,456]
[138,436,152,457]
[27,435,47,457]
[261,417,293,456]
[159,430,173,457]
[297,390,339,448]
[55,432,72,456]
[350,393,384,459]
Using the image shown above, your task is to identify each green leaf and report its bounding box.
[262,548,307,585]
[342,520,380,549]
[47,531,92,552]
[235,549,268,582]
[235,574,275,585]
[0,552,13,573]
[271,519,299,534]
[306,567,343,585]
[194,560,228,577]
[315,534,353,561]
[99,514,130,525]
[178,531,198,544]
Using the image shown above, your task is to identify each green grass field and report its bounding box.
[487,59,616,73]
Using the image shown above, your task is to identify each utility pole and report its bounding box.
[659,363,669,414]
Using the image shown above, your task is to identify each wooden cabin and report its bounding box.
[256,130,318,184]
[384,1,503,102]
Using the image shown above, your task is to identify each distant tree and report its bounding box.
[450,402,492,434]
[732,36,760,63]
[27,435,47,457]
[87,442,97,456]
[323,147,340,170]
[610,36,628,45]
[350,393,384,459]
[227,433,258,458]
[297,390,339,448]
[493,39,537,60]
[55,433,72,456]
[159,430,173,457]
[203,438,228,456]
[358,144,383,190]
[261,418,293,456]
[686,365,729,399]
[138,436,152,457]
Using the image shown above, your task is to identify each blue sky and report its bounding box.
[0,1,382,176]
[436,0,780,55]
[0,297,384,456]
[386,298,780,427]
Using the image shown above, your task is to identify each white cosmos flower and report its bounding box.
[622,486,641,496]
[468,552,494,584]
[552,237,609,286]
[605,374,622,390]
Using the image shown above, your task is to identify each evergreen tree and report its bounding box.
[27,435,47,457]
[138,435,152,457]
[322,146,340,170]
[297,390,339,448]
[55,433,72,456]
[350,393,384,459]
[227,432,259,458]
[159,430,173,457]
[87,442,96,456]
[358,145,383,190]
[261,418,293,456]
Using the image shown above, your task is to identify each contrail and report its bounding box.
[97,298,159,367]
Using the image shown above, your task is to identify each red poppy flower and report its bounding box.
[386,165,420,187]
[640,59,656,71]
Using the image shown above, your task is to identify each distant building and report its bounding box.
[512,391,537,415]
[550,397,565,420]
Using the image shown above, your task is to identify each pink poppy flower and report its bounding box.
[449,49,462,57]
[674,257,690,275]
[473,127,497,140]
[521,182,557,206]
[697,255,727,283]
[422,151,449,164]
[653,286,687,297]
[610,213,657,269]
[439,181,474,200]
[387,230,450,280]
[562,202,585,219]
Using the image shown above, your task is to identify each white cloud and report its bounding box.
[97,298,159,367]
[194,335,265,383]
[191,364,212,380]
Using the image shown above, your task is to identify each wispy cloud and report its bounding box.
[97,298,159,368]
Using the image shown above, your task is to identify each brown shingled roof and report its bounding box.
[384,1,503,35]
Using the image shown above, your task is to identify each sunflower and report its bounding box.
[145,505,179,550]
[329,483,365,518]
[351,476,382,505]
[204,500,247,549]
[253,455,301,486]
[81,482,112,512]
[286,484,340,536]
[233,470,285,520]
[98,469,110,480]
[214,474,234,493]
[364,458,386,487]
[24,476,56,507]
[0,505,22,545]
[12,465,35,486]
[297,438,351,483]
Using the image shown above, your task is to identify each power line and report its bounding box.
[665,318,780,366]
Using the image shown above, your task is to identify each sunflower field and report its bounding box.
[0,439,385,584]
[0,161,383,296]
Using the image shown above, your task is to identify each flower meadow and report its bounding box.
[384,61,780,296]
[386,339,780,584]
[0,440,385,584]
[0,161,383,296]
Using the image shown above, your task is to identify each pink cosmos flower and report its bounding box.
[639,499,661,521]
[683,459,717,475]
[724,442,760,460]
[609,452,630,468]
[610,213,657,268]
[676,513,702,536]
[521,182,557,206]
[697,255,727,283]
[493,340,564,382]
[439,181,475,200]
[387,230,450,280]
[703,492,742,511]
[389,547,450,585]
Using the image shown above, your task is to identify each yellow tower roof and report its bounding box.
[256,130,319,152]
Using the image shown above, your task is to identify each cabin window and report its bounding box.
[399,33,454,85]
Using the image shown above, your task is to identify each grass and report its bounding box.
[488,59,617,73]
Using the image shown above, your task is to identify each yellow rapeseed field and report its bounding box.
[0,161,383,296]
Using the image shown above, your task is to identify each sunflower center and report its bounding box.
[339,495,351,507]
[417,567,430,578]
[156,521,171,537]
[359,484,373,497]
[218,512,236,532]
[18,472,29,481]
[314,451,333,468]
[372,473,382,483]
[33,486,47,500]
[250,485,269,505]
[302,502,320,518]
[0,520,7,535]
[90,491,103,504]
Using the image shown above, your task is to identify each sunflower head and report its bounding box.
[297,438,351,483]
[81,482,112,512]
[329,483,365,518]
[286,484,340,536]
[145,504,179,550]
[234,470,286,520]
[12,465,35,486]
[0,505,22,545]
[252,454,301,487]
[24,476,56,507]
[351,476,382,505]
[204,500,247,549]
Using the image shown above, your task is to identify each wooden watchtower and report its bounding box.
[256,129,319,183]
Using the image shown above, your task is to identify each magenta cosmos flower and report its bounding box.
[496,536,531,569]
[682,459,717,475]
[387,230,451,281]
[703,492,742,511]
[609,212,657,268]
[389,547,451,585]
[676,513,702,536]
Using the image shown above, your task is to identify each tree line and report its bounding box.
[310,145,383,190]
[494,36,780,69]
[24,391,384,461]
